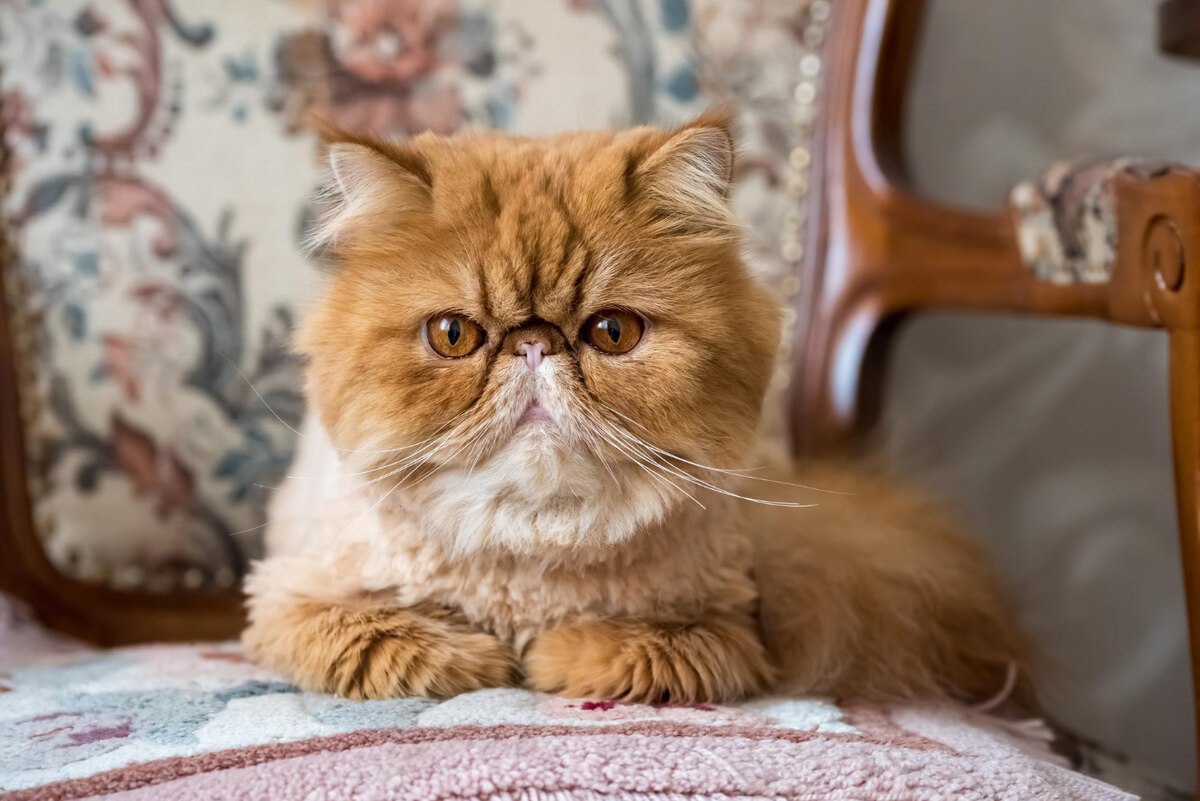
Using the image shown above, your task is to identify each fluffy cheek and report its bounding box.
[581,330,770,462]
[306,335,490,458]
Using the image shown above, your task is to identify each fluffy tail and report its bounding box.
[748,461,1034,707]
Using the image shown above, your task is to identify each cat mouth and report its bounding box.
[518,399,554,425]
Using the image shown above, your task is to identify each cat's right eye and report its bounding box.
[425,314,486,358]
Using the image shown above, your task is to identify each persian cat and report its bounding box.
[243,110,1026,705]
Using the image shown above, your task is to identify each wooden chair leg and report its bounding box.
[1168,329,1200,792]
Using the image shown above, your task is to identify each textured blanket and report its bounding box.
[0,638,1134,801]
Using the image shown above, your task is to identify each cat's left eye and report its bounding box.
[425,314,486,358]
[582,309,644,355]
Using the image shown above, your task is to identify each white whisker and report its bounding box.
[345,471,407,532]
[598,402,848,496]
[285,415,468,481]
[596,416,814,509]
[219,351,304,438]
[579,416,705,509]
[333,410,470,457]
[227,521,271,537]
[220,348,471,459]
[339,432,474,532]
[335,431,462,493]
[402,438,477,490]
[577,418,620,488]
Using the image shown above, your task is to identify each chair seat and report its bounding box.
[0,638,1132,801]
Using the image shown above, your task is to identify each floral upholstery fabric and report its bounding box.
[1010,156,1169,284]
[1,0,828,591]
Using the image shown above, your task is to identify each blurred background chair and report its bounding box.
[0,0,1195,797]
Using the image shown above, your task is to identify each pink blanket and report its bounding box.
[0,597,1132,800]
[13,717,1129,801]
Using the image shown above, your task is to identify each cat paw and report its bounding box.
[243,600,516,700]
[523,616,773,704]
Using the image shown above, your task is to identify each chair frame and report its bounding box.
[0,124,244,643]
[790,0,1200,786]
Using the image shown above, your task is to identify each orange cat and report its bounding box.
[243,110,1027,705]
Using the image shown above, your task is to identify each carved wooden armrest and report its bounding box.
[1012,157,1170,285]
[1009,156,1200,332]
[794,0,1200,459]
[793,0,1191,453]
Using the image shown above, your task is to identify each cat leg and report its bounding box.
[243,558,516,699]
[523,613,773,704]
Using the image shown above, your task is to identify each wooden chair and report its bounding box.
[790,0,1200,788]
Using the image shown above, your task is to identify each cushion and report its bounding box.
[0,633,1132,800]
[1009,156,1171,284]
[2,0,823,593]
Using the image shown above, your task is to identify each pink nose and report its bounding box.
[509,321,561,370]
[519,341,544,370]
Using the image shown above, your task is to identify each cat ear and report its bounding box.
[634,107,738,233]
[309,134,432,253]
[327,143,431,209]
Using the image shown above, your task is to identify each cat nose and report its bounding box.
[519,341,545,370]
[509,322,563,371]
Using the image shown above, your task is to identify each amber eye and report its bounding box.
[582,309,644,355]
[425,314,485,358]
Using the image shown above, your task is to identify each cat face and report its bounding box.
[299,110,781,554]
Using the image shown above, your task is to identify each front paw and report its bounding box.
[523,616,773,704]
[243,600,516,700]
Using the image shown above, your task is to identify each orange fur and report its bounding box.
[750,463,1031,704]
[525,614,773,704]
[243,110,1029,706]
[244,596,516,699]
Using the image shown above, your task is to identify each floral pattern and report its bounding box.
[2,0,826,590]
[1010,156,1171,285]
